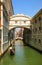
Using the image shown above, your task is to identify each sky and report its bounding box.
[12,0,42,17]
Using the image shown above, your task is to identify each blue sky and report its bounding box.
[12,0,42,17]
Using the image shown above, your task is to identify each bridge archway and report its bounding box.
[9,14,31,30]
[8,14,32,45]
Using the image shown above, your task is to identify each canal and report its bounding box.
[0,40,42,65]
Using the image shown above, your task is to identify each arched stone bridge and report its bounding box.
[9,14,31,30]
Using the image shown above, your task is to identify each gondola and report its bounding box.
[9,46,15,55]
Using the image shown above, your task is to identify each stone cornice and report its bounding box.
[10,14,31,20]
[31,9,42,20]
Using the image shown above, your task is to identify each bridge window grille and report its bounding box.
[15,21,17,23]
[24,21,26,23]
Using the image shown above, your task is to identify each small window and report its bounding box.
[39,39,41,43]
[39,27,41,31]
[35,20,37,23]
[35,28,37,32]
[39,17,41,21]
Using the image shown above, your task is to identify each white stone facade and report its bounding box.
[9,14,31,30]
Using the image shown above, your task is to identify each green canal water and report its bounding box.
[0,40,42,65]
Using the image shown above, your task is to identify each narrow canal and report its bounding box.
[0,40,42,65]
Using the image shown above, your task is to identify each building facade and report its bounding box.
[0,0,14,56]
[31,9,42,51]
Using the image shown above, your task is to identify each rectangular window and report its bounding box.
[39,17,41,21]
[3,27,8,42]
[0,29,1,39]
[35,28,37,32]
[24,21,26,23]
[39,26,41,31]
[35,19,37,23]
[39,39,41,43]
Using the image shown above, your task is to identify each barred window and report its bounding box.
[35,28,37,32]
[35,19,37,23]
[15,21,17,23]
[39,27,41,31]
[39,17,41,21]
[39,39,41,43]
[24,21,26,23]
